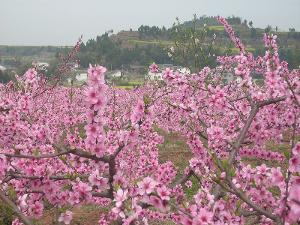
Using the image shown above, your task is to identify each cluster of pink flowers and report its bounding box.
[217,16,245,53]
[130,99,145,125]
[85,64,107,157]
[240,147,284,161]
[289,143,300,173]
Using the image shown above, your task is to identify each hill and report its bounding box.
[1,15,300,82]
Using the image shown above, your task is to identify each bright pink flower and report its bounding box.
[93,143,105,158]
[12,219,23,225]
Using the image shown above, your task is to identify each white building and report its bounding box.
[148,71,163,81]
[110,70,122,78]
[177,67,191,74]
[146,64,191,81]
[75,73,88,82]
[32,62,49,71]
[0,65,6,71]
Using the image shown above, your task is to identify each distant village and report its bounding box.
[0,60,194,84]
[0,60,264,86]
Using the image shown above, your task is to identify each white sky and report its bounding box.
[1,0,300,46]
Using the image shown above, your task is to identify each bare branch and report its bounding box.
[227,180,281,223]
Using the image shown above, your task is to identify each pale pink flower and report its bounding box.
[289,156,300,173]
[24,68,38,84]
[293,143,300,156]
[73,182,92,200]
[114,189,128,207]
[270,167,284,185]
[88,170,108,189]
[58,210,73,225]
[17,194,28,211]
[138,177,157,195]
[93,143,105,158]
[148,195,167,212]
[88,65,106,85]
[185,180,193,188]
[85,87,101,105]
[149,63,159,73]
[85,123,100,139]
[287,184,300,223]
[93,96,106,111]
[157,186,170,201]
[192,208,214,225]
[28,201,44,218]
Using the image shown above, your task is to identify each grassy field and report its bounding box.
[208,25,225,31]
[127,39,173,46]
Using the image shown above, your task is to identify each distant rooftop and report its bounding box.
[0,65,6,71]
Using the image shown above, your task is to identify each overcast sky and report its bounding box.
[1,0,300,46]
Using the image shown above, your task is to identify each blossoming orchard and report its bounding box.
[1,17,300,225]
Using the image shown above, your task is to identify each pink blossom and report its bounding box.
[289,156,300,173]
[157,186,170,201]
[58,210,73,225]
[293,143,300,156]
[88,170,109,189]
[73,182,92,200]
[287,184,300,223]
[12,219,23,225]
[87,65,106,85]
[185,180,193,188]
[138,177,157,195]
[85,123,100,139]
[192,208,214,225]
[114,189,128,207]
[85,87,101,105]
[24,68,38,84]
[130,100,144,124]
[28,201,44,218]
[148,195,167,212]
[149,63,159,73]
[0,155,7,178]
[269,167,284,185]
